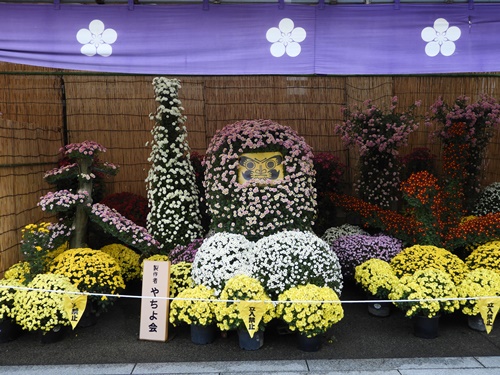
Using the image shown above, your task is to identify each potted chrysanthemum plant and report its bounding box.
[191,232,254,296]
[277,284,344,352]
[389,268,460,339]
[12,273,80,343]
[48,248,125,324]
[0,279,24,342]
[169,284,218,345]
[214,274,276,350]
[100,244,141,284]
[457,268,500,332]
[354,258,399,317]
[249,230,343,299]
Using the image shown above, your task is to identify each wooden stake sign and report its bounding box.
[139,260,171,341]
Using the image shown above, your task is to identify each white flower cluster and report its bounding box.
[321,224,368,247]
[146,77,203,252]
[473,182,500,216]
[249,230,343,298]
[191,232,254,295]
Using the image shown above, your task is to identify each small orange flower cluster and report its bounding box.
[446,213,500,249]
[400,171,439,205]
[329,192,424,245]
[446,121,467,138]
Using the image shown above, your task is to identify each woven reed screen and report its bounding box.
[1,62,500,275]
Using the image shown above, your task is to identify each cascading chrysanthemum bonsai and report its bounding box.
[146,77,203,253]
[41,141,118,248]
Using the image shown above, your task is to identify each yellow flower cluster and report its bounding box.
[49,248,125,312]
[169,262,193,297]
[22,222,51,236]
[4,262,30,284]
[277,284,344,338]
[169,284,216,326]
[390,245,468,284]
[457,268,500,316]
[354,259,399,299]
[12,273,79,332]
[0,279,23,320]
[43,242,68,269]
[100,244,141,283]
[465,241,500,272]
[389,268,459,318]
[214,275,276,332]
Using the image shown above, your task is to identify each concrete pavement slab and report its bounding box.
[475,356,500,368]
[307,357,483,372]
[0,363,135,375]
[132,360,308,374]
[398,370,500,375]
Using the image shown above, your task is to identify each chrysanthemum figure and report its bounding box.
[146,77,203,253]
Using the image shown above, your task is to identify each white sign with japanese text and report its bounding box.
[139,260,171,341]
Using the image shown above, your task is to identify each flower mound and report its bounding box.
[13,273,80,332]
[389,268,459,318]
[4,262,30,284]
[249,231,343,298]
[192,233,254,295]
[214,275,275,332]
[0,279,23,321]
[100,244,141,283]
[170,262,193,298]
[465,241,500,272]
[390,245,468,284]
[321,224,368,247]
[49,248,125,312]
[277,284,344,338]
[473,182,500,216]
[170,284,216,326]
[331,234,403,279]
[354,259,399,299]
[458,268,500,316]
[204,119,317,239]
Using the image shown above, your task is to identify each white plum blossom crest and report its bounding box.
[76,20,117,57]
[421,18,461,57]
[266,18,306,58]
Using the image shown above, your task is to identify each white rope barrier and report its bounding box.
[2,284,499,305]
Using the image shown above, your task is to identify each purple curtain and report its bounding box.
[0,3,499,74]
